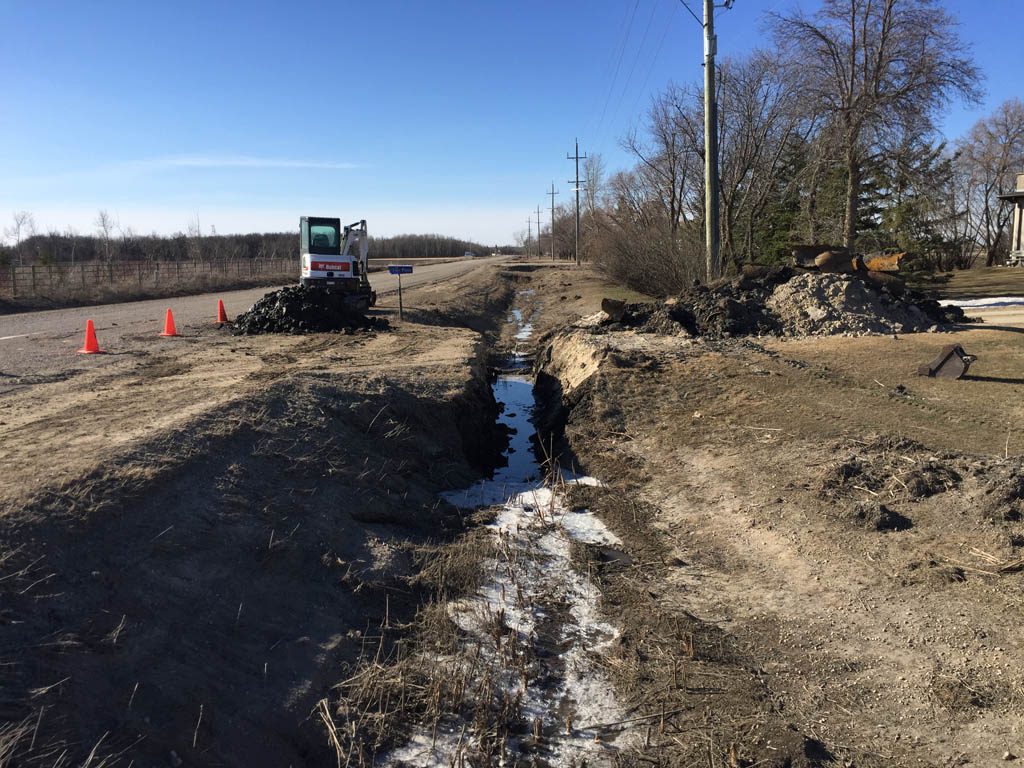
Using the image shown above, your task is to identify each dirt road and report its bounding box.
[0,255,506,380]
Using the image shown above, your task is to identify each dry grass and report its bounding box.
[0,270,291,313]
[408,529,496,599]
[907,265,1024,299]
[326,548,530,767]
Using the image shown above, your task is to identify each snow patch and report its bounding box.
[940,296,1024,308]
[384,482,633,765]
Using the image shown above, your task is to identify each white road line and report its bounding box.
[0,334,32,341]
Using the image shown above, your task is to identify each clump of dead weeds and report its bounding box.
[901,558,968,587]
[321,530,530,767]
[407,528,496,599]
[930,668,1002,717]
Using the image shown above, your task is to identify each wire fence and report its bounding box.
[0,258,295,300]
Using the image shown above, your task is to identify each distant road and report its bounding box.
[0,255,507,378]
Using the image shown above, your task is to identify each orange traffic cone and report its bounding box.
[216,299,228,324]
[78,319,101,354]
[159,308,179,337]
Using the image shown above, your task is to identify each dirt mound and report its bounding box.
[767,272,930,334]
[973,465,1024,521]
[612,269,968,338]
[233,284,388,334]
[818,437,969,502]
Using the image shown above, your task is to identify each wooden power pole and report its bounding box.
[535,206,542,260]
[703,0,720,282]
[547,183,559,261]
[567,138,587,266]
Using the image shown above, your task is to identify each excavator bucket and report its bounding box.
[917,344,976,380]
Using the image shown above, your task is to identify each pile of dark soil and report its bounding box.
[851,501,914,531]
[610,267,969,338]
[233,284,388,334]
[815,435,1024,537]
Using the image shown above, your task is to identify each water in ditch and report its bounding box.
[384,293,634,766]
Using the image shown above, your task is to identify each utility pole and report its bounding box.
[535,205,542,261]
[703,0,721,282]
[567,138,587,266]
[547,183,559,261]
[526,217,533,258]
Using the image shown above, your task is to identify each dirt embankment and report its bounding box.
[0,264,521,766]
[535,291,1024,766]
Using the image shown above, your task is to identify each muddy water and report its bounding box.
[384,293,634,766]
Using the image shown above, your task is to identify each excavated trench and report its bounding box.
[379,289,637,767]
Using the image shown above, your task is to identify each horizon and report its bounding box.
[2,0,1019,245]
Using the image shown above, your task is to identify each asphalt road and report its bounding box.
[0,255,506,379]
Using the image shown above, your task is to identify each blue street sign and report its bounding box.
[388,265,414,275]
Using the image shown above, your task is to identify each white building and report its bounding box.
[998,173,1024,265]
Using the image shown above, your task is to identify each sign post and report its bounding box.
[387,265,414,320]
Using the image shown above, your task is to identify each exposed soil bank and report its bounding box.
[0,363,504,766]
[535,319,1024,767]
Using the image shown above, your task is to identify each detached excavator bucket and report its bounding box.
[917,344,976,380]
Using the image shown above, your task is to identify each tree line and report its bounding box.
[368,233,502,260]
[0,213,502,268]
[570,0,1024,295]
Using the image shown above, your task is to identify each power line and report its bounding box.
[677,0,702,26]
[594,0,640,147]
[567,139,588,266]
[582,0,637,139]
[630,1,678,119]
[606,0,659,137]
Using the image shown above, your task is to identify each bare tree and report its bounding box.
[64,225,78,266]
[715,51,814,266]
[583,153,606,216]
[955,99,1024,265]
[623,86,702,243]
[186,213,203,260]
[95,210,115,260]
[5,210,36,265]
[770,0,981,249]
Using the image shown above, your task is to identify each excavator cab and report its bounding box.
[299,216,376,310]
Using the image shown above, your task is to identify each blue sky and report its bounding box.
[1,0,1018,245]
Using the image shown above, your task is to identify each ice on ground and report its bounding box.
[514,322,534,341]
[560,508,622,547]
[385,482,633,766]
